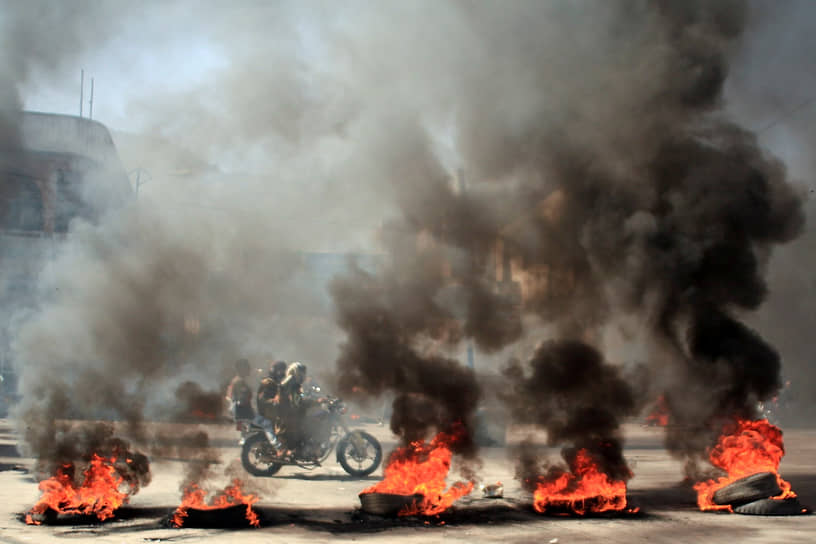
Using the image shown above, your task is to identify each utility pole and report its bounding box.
[129,168,151,196]
[88,78,94,120]
[79,69,84,117]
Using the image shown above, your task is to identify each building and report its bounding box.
[0,111,132,407]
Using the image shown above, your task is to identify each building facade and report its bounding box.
[0,112,132,409]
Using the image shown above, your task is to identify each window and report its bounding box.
[0,173,43,231]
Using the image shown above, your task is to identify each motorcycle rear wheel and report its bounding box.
[337,430,382,477]
[241,433,283,476]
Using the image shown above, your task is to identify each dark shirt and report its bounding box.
[256,377,282,419]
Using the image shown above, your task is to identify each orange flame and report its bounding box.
[532,449,633,515]
[25,454,133,525]
[362,427,473,515]
[172,479,260,527]
[694,419,796,511]
[644,395,670,427]
[190,409,217,420]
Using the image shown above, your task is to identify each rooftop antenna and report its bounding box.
[88,78,94,120]
[79,69,84,117]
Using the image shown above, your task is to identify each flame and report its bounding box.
[694,419,796,511]
[25,454,133,524]
[532,449,633,515]
[644,395,670,427]
[172,479,260,527]
[190,409,217,420]
[361,427,473,515]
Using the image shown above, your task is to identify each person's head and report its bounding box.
[270,360,287,382]
[235,358,250,377]
[283,361,307,386]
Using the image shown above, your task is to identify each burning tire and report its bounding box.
[734,497,807,516]
[337,431,382,477]
[359,492,424,516]
[712,472,781,507]
[240,434,283,477]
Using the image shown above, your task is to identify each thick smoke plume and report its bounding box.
[2,0,811,501]
[724,0,816,426]
[328,0,806,482]
[503,340,636,488]
[331,259,481,450]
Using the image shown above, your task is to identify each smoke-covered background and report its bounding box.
[1,0,814,488]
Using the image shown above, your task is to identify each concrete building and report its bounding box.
[0,112,132,407]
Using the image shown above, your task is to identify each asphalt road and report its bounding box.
[0,419,814,543]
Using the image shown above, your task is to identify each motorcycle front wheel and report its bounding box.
[240,433,283,477]
[336,430,382,477]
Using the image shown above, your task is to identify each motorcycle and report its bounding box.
[237,388,382,478]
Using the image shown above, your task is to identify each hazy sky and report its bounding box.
[10,2,815,179]
[8,2,813,227]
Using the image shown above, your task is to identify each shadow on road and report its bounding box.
[273,473,381,482]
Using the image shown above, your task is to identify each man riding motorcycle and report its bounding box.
[238,361,383,477]
[276,361,324,456]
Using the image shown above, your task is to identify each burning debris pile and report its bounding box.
[172,479,260,528]
[331,260,482,516]
[166,430,263,528]
[173,381,226,423]
[26,455,139,524]
[360,425,474,516]
[24,429,150,525]
[504,341,637,516]
[694,419,806,515]
[643,395,670,427]
[529,449,631,516]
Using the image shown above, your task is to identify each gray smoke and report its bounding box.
[2,0,810,499]
[3,0,358,490]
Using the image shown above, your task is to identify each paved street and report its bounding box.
[0,419,814,543]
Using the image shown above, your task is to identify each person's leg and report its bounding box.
[253,415,283,449]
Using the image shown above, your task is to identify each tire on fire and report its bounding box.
[240,434,283,477]
[712,472,781,507]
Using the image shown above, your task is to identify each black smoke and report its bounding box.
[330,0,805,484]
[331,259,481,453]
[26,421,151,498]
[503,340,636,487]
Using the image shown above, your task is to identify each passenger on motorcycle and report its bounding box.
[277,362,323,454]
